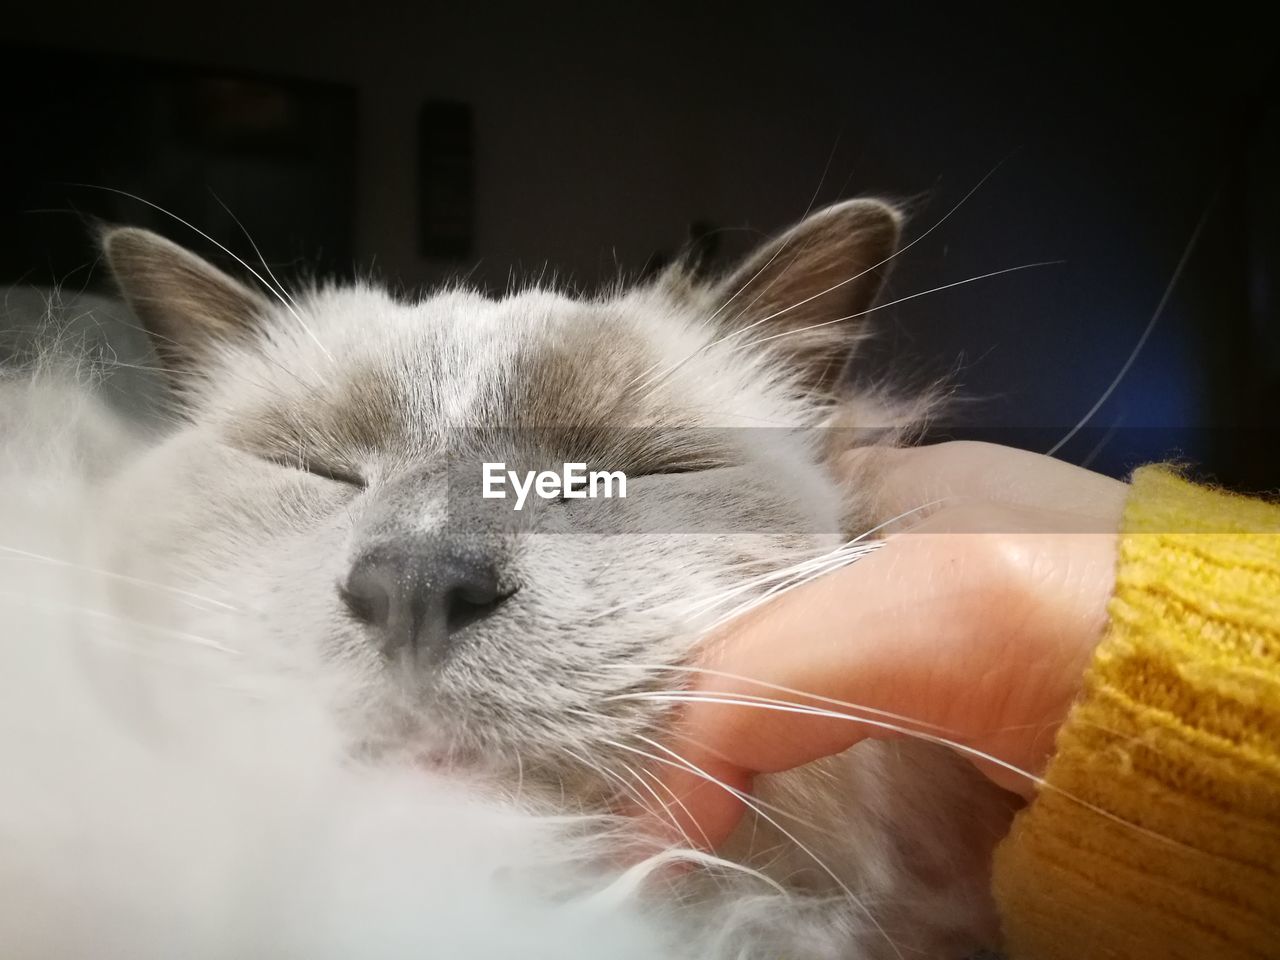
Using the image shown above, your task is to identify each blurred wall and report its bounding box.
[1,3,1275,483]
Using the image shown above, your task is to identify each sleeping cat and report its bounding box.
[1,199,1015,958]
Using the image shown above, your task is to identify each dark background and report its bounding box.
[1,4,1276,488]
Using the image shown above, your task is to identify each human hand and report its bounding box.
[651,441,1129,849]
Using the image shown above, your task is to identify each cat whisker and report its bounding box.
[577,845,789,911]
[569,708,828,834]
[1077,417,1124,469]
[723,161,1008,341]
[591,737,824,834]
[681,540,883,620]
[74,184,334,367]
[628,219,798,392]
[0,544,242,612]
[622,691,1200,856]
[559,743,667,827]
[631,762,716,852]
[615,731,906,960]
[698,545,879,634]
[698,134,843,334]
[0,590,241,655]
[69,333,310,401]
[601,679,956,736]
[731,261,1064,355]
[210,190,306,319]
[633,163,1005,398]
[91,357,261,395]
[1046,188,1218,458]
[690,499,944,631]
[680,535,879,615]
[629,137,843,388]
[613,757,699,853]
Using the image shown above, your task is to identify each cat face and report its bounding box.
[97,201,902,797]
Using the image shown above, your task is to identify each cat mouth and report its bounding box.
[350,734,481,775]
[415,746,485,775]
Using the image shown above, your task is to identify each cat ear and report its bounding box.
[711,199,902,393]
[101,227,271,369]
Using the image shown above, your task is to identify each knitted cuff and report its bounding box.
[993,466,1280,960]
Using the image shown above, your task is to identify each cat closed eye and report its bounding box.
[631,460,728,479]
[260,453,366,488]
[547,463,708,505]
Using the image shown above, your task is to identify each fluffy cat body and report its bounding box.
[0,200,1012,958]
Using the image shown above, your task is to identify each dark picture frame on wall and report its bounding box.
[0,45,359,289]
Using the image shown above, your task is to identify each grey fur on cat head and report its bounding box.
[90,202,1003,957]
[96,200,902,772]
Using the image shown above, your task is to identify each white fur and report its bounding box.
[1,208,1010,959]
[0,374,740,959]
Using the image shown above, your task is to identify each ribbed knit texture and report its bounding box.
[993,466,1280,959]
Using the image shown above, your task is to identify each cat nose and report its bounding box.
[340,540,514,662]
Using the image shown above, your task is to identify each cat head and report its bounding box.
[97,200,906,796]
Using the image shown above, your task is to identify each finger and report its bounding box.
[840,441,1128,526]
[653,525,1005,848]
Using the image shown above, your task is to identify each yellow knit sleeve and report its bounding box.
[992,465,1280,960]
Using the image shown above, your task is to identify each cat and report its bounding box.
[0,198,1015,958]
